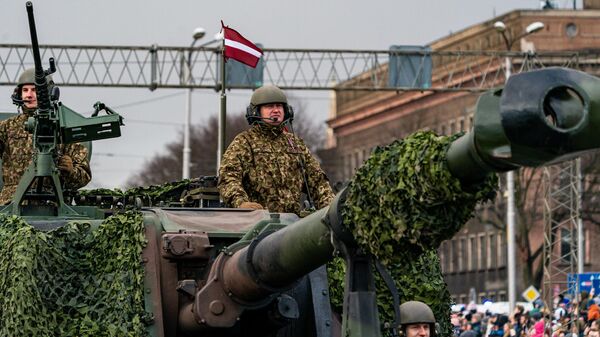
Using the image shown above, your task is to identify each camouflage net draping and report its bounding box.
[328,131,498,337]
[0,211,147,337]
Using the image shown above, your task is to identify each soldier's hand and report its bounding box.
[57,155,74,174]
[239,201,264,210]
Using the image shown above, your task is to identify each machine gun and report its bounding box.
[0,1,123,217]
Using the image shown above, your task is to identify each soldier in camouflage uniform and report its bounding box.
[218,85,334,214]
[0,68,91,204]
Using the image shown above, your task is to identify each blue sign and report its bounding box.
[567,272,600,295]
[388,45,432,89]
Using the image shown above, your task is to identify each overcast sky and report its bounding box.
[0,0,582,188]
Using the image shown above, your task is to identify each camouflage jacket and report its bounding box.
[0,111,91,204]
[218,124,334,214]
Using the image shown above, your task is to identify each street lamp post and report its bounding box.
[494,20,544,313]
[182,27,206,180]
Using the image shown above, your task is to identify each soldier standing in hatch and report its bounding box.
[0,68,91,204]
[218,85,334,214]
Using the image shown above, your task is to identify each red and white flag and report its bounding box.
[221,21,263,68]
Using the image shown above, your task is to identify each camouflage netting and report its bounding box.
[328,131,498,337]
[76,179,193,206]
[0,211,147,336]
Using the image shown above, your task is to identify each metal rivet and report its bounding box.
[209,300,225,315]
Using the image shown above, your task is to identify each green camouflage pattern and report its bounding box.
[0,109,91,204]
[218,124,334,214]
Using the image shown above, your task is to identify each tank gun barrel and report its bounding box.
[447,67,600,182]
[182,205,341,332]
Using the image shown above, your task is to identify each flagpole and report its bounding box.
[217,37,226,173]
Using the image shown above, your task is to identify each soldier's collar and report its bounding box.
[256,123,284,137]
[21,106,37,116]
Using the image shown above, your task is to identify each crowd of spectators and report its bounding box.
[451,291,600,337]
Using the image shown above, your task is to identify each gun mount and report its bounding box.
[0,2,123,218]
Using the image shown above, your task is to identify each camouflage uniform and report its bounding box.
[0,108,91,204]
[218,124,334,214]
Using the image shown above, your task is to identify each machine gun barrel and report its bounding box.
[26,1,51,114]
[447,67,600,183]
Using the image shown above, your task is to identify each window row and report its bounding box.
[439,230,507,274]
[434,114,474,136]
[341,146,376,181]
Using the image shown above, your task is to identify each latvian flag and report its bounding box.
[221,22,263,68]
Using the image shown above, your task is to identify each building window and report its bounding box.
[449,120,456,134]
[478,234,486,270]
[459,118,465,132]
[565,22,578,38]
[468,235,476,271]
[498,233,506,268]
[487,232,497,269]
[345,154,352,181]
[451,239,458,273]
[439,242,447,273]
[498,291,507,302]
[458,237,466,272]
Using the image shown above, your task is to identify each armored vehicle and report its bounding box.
[2,2,600,337]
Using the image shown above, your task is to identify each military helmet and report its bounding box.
[399,301,436,325]
[18,68,36,86]
[12,68,54,106]
[17,67,54,86]
[246,85,294,125]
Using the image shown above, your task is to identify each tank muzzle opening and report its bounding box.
[542,86,585,131]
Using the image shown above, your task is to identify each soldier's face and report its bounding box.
[259,103,284,126]
[21,84,37,109]
[406,324,430,337]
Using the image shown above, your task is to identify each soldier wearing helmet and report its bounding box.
[399,301,437,337]
[0,68,91,204]
[218,85,334,214]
